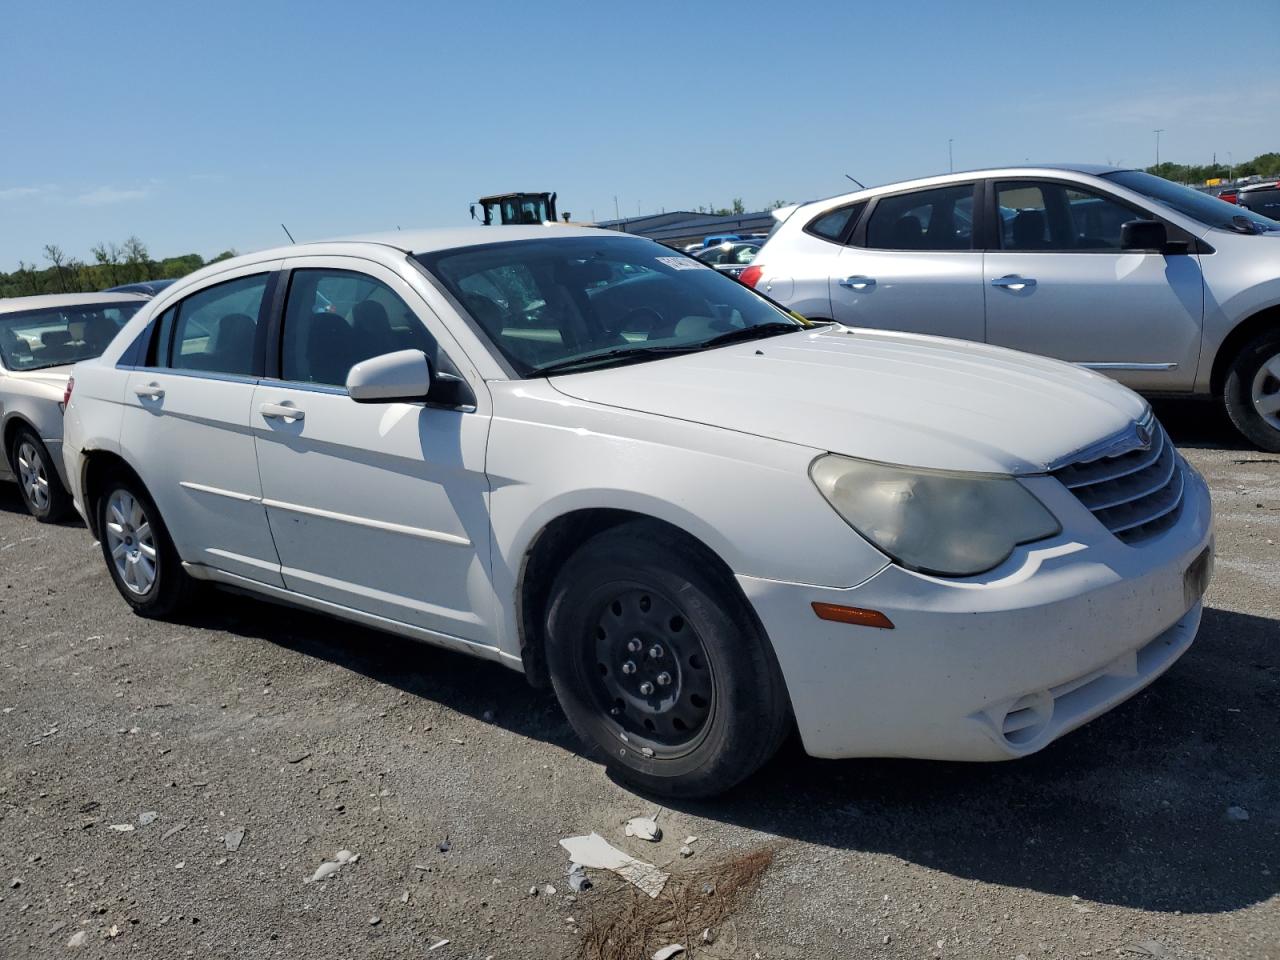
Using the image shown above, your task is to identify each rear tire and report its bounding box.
[96,472,198,618]
[9,427,71,523]
[1224,331,1280,453]
[545,521,791,798]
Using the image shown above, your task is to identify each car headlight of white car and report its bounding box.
[810,455,1061,577]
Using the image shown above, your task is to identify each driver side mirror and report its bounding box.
[347,349,432,403]
[1121,219,1187,254]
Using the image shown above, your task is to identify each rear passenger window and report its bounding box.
[168,275,268,375]
[865,185,975,250]
[280,269,438,387]
[806,202,866,242]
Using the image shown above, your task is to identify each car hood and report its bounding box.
[547,326,1148,475]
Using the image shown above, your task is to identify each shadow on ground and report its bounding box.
[181,587,1278,916]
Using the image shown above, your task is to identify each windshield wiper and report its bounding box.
[532,344,697,377]
[697,321,804,350]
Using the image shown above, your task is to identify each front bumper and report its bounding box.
[740,463,1214,761]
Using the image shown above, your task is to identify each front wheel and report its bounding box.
[1224,331,1280,452]
[9,427,72,522]
[545,521,791,798]
[96,474,198,618]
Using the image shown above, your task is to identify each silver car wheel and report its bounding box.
[16,440,50,512]
[104,490,158,596]
[1251,351,1280,430]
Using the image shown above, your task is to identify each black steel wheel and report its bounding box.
[545,520,792,798]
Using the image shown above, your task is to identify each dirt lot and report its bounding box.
[0,399,1276,960]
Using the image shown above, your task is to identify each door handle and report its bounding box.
[132,382,164,400]
[260,402,305,422]
[991,275,1037,290]
[839,276,876,289]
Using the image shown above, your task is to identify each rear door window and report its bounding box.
[167,274,269,375]
[864,185,975,250]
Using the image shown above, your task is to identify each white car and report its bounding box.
[63,227,1214,797]
[747,164,1280,450]
[0,292,147,520]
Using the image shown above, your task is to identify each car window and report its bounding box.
[416,235,801,377]
[280,269,438,388]
[865,185,974,250]
[997,181,1141,251]
[167,274,268,375]
[806,201,866,242]
[0,301,142,372]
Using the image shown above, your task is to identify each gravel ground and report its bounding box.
[0,398,1276,960]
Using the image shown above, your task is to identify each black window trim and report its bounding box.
[856,180,982,252]
[985,175,1206,254]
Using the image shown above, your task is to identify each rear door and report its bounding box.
[250,257,494,646]
[982,178,1204,391]
[829,182,986,341]
[119,264,285,585]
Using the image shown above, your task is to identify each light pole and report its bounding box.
[1154,129,1164,169]
[948,138,954,173]
[1227,151,1234,181]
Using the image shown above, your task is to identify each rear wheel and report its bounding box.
[96,473,197,618]
[545,521,791,798]
[1224,331,1280,452]
[9,427,71,522]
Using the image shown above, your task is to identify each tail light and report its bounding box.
[738,264,764,289]
[63,376,75,407]
[1220,191,1238,204]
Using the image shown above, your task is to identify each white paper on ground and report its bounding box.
[559,832,669,898]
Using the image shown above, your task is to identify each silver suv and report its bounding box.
[747,164,1280,450]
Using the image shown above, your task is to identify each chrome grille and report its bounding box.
[1052,416,1185,544]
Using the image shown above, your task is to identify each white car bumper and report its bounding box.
[739,463,1214,761]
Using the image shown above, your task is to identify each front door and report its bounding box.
[250,258,494,646]
[982,179,1204,392]
[829,182,986,341]
[119,267,284,585]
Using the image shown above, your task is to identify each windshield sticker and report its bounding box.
[656,256,706,270]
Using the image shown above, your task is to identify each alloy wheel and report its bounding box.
[104,490,158,595]
[586,585,715,759]
[1251,352,1280,430]
[15,440,50,513]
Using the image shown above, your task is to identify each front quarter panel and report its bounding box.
[484,379,891,659]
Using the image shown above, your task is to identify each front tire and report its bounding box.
[9,427,71,523]
[545,521,791,798]
[96,473,197,618]
[1224,331,1280,452]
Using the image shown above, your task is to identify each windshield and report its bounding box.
[1103,170,1280,233]
[416,236,802,377]
[0,301,142,371]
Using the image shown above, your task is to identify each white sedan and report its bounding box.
[62,227,1213,797]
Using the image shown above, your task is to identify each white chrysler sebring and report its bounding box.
[62,227,1213,797]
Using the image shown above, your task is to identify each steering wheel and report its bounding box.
[617,306,670,341]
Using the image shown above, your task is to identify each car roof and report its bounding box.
[792,163,1134,214]
[0,291,149,316]
[1239,180,1280,193]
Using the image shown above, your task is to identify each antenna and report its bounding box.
[281,223,296,243]
[844,174,866,189]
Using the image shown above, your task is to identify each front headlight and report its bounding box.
[810,455,1061,577]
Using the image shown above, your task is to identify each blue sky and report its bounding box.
[1,0,1275,269]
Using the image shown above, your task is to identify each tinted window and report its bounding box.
[865,185,974,250]
[997,181,1140,251]
[806,202,866,242]
[1239,187,1280,222]
[0,300,142,371]
[169,275,268,375]
[416,235,801,377]
[280,269,438,387]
